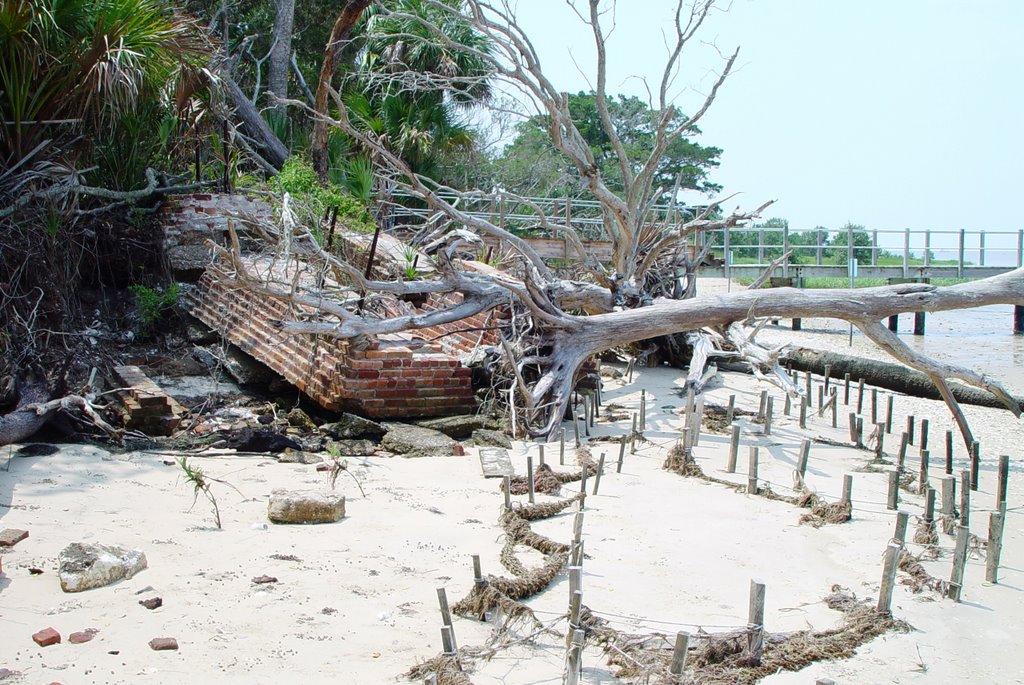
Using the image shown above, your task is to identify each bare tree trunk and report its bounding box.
[223,75,289,170]
[311,0,371,181]
[267,0,296,110]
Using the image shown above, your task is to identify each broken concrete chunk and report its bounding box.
[319,413,385,440]
[0,528,29,547]
[470,428,512,449]
[415,414,495,439]
[58,542,147,593]
[276,451,323,465]
[268,490,346,524]
[324,438,377,456]
[381,422,455,458]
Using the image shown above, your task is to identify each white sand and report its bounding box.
[1,280,1021,683]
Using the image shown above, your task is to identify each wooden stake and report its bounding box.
[948,525,970,601]
[726,394,736,424]
[640,389,646,432]
[945,430,953,474]
[747,580,766,664]
[831,389,838,428]
[471,555,484,588]
[559,428,566,466]
[669,631,690,676]
[817,385,824,412]
[918,449,930,495]
[565,628,584,685]
[728,424,740,473]
[906,415,915,445]
[763,397,773,436]
[919,418,929,453]
[877,541,901,613]
[784,393,791,416]
[582,395,591,437]
[526,455,535,504]
[848,413,858,443]
[805,372,813,406]
[871,388,878,425]
[940,476,955,518]
[874,423,886,460]
[841,474,853,507]
[897,432,909,472]
[844,373,851,404]
[538,443,545,468]
[824,364,832,393]
[924,487,936,523]
[757,390,767,421]
[424,673,438,685]
[996,454,1009,511]
[959,469,971,527]
[440,625,455,655]
[799,397,807,429]
[857,378,865,414]
[893,511,910,545]
[592,453,606,495]
[985,512,1005,584]
[887,471,899,510]
[616,434,627,473]
[885,394,894,433]
[502,475,511,511]
[747,447,759,495]
[970,441,980,491]
[856,417,864,448]
[797,439,811,479]
[573,405,582,448]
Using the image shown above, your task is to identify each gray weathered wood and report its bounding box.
[502,475,511,511]
[764,397,773,436]
[747,579,766,664]
[640,389,646,432]
[924,487,936,523]
[906,415,915,445]
[871,388,878,425]
[885,394,894,433]
[726,394,736,424]
[800,397,807,429]
[897,432,909,472]
[669,631,690,676]
[919,449,930,495]
[728,423,741,473]
[887,471,899,510]
[747,447,759,495]
[472,554,484,587]
[960,469,971,526]
[842,474,853,507]
[940,476,955,517]
[526,455,535,504]
[948,524,970,601]
[945,430,954,474]
[985,511,1005,584]
[560,428,566,466]
[592,453,606,495]
[920,418,930,452]
[877,541,901,612]
[565,628,585,685]
[996,454,1009,511]
[970,440,980,491]
[844,372,851,404]
[848,412,858,443]
[757,390,768,421]
[616,434,627,473]
[797,439,811,479]
[893,511,910,545]
[857,378,866,414]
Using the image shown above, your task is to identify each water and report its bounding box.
[778,304,1024,394]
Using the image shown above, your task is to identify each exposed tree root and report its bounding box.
[584,588,908,684]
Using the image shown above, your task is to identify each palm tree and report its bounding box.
[0,0,210,191]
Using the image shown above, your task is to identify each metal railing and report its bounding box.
[389,193,1024,278]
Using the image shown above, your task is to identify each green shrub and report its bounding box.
[129,283,180,336]
[272,157,376,236]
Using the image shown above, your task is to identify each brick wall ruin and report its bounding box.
[173,193,500,418]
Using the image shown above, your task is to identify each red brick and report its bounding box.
[33,628,61,647]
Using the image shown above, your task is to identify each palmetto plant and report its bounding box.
[0,0,210,191]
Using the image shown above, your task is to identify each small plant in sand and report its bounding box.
[324,446,366,496]
[177,456,242,529]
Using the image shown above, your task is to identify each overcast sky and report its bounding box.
[510,1,1023,247]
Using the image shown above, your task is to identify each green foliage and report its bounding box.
[129,283,180,336]
[0,0,211,191]
[487,91,722,199]
[273,157,376,235]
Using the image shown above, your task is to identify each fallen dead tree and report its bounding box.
[785,347,1024,412]
[0,378,120,447]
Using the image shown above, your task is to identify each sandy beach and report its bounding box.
[1,281,1022,684]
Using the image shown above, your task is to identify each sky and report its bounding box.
[506,1,1024,253]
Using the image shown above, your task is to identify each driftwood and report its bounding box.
[0,382,119,447]
[786,347,1024,412]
